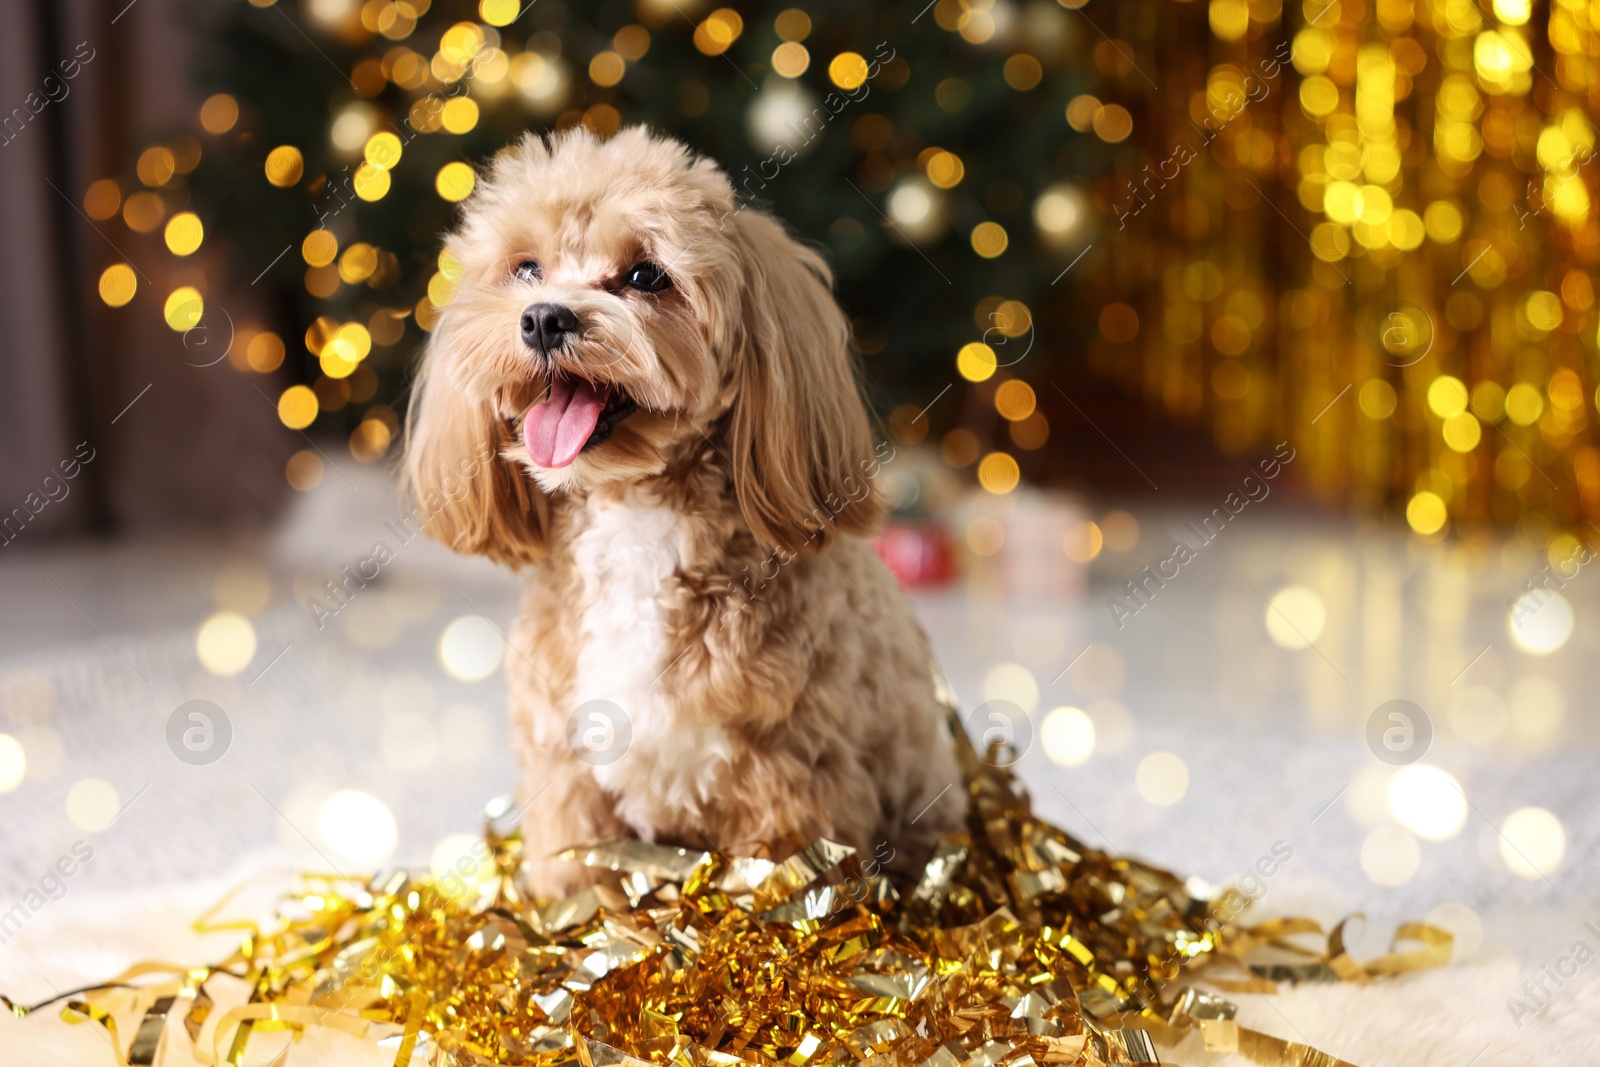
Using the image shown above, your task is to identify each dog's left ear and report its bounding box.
[725,210,885,554]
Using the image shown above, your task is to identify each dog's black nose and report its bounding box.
[521,302,579,353]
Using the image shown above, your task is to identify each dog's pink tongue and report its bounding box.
[524,378,610,468]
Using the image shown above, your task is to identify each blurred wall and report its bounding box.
[0,0,293,548]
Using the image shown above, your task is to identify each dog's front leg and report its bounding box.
[515,750,628,900]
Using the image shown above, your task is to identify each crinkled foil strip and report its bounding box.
[3,699,1449,1067]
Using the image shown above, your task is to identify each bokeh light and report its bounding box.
[480,0,520,26]
[350,419,393,462]
[771,41,809,77]
[1507,592,1574,654]
[339,243,379,284]
[1065,94,1100,131]
[302,229,338,267]
[83,179,120,220]
[886,178,942,240]
[98,264,137,308]
[287,451,324,491]
[363,131,402,170]
[199,93,239,134]
[940,429,979,468]
[66,778,120,833]
[1361,825,1420,886]
[1344,765,1395,827]
[441,97,480,133]
[1425,375,1468,418]
[1387,764,1467,841]
[196,611,257,676]
[438,616,504,681]
[318,790,398,867]
[1003,54,1043,91]
[353,163,391,201]
[431,832,497,902]
[694,8,743,56]
[828,51,868,90]
[264,145,304,187]
[589,51,626,87]
[1091,104,1132,142]
[957,342,996,382]
[982,662,1038,715]
[1034,183,1084,241]
[775,8,811,41]
[925,150,964,189]
[1499,807,1564,879]
[977,452,1020,494]
[136,146,175,186]
[1040,707,1095,767]
[330,102,376,151]
[994,381,1036,422]
[163,287,203,332]
[0,734,24,793]
[1063,520,1103,562]
[613,25,651,60]
[1406,492,1448,536]
[1503,384,1543,426]
[123,191,164,233]
[1441,413,1481,453]
[436,162,476,201]
[278,385,319,430]
[1100,511,1139,551]
[1135,752,1188,806]
[970,221,1009,258]
[164,212,204,256]
[1264,586,1327,649]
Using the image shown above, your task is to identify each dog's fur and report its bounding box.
[404,126,962,897]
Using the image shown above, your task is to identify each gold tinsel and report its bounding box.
[4,704,1448,1067]
[1096,0,1600,539]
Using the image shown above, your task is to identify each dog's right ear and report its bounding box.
[402,336,547,567]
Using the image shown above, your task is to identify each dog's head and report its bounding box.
[404,126,883,565]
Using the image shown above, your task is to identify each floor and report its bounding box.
[0,462,1594,1009]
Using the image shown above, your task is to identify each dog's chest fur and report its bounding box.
[567,492,731,831]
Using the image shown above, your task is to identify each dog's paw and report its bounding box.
[522,855,611,902]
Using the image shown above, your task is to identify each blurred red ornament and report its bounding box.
[872,522,956,588]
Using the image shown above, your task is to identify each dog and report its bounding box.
[403,126,963,898]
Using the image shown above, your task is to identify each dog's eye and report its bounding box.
[514,259,541,282]
[625,262,671,293]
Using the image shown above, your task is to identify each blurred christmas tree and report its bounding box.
[179,0,1108,476]
[98,0,1600,536]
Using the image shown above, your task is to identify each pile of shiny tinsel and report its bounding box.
[6,702,1448,1066]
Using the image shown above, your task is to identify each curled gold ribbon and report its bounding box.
[3,690,1448,1067]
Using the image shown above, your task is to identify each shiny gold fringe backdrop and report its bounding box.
[1091,0,1600,544]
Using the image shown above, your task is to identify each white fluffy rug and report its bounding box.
[1,872,1595,1067]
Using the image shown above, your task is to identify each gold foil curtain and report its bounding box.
[1096,0,1600,544]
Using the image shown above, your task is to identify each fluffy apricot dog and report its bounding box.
[405,126,962,896]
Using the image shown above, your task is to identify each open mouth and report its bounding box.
[520,376,639,469]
